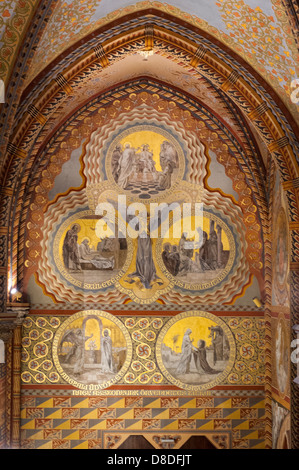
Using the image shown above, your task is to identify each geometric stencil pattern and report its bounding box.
[21,395,265,449]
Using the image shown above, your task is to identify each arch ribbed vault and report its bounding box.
[0,5,298,450]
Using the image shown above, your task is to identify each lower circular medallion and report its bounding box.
[156,311,236,392]
[53,310,132,390]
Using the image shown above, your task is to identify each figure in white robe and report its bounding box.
[79,238,115,270]
[158,159,174,189]
[101,329,113,372]
[159,141,179,171]
[117,144,135,189]
[79,239,92,259]
[176,329,193,375]
[139,144,158,180]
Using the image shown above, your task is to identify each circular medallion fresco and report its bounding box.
[106,125,185,201]
[156,311,236,391]
[53,210,133,292]
[53,310,132,390]
[156,210,236,292]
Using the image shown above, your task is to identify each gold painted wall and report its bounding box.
[18,82,268,449]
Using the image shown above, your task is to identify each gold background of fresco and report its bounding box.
[21,312,265,395]
[52,310,133,391]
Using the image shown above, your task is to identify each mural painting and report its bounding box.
[156,311,236,392]
[106,126,185,201]
[53,310,132,390]
[272,168,290,307]
[1,0,298,450]
[18,88,268,449]
[52,210,131,292]
[34,116,250,306]
[274,316,289,396]
[272,400,290,449]
[270,165,291,444]
[21,313,264,392]
[273,208,289,300]
[158,212,234,290]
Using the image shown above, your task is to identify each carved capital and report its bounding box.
[1,303,30,330]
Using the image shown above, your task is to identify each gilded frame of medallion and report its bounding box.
[52,310,133,391]
[104,123,186,203]
[156,310,236,392]
[52,209,133,293]
[156,209,237,292]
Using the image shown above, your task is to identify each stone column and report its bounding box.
[0,303,29,449]
[291,268,299,449]
[0,323,14,449]
[0,360,5,449]
[9,306,28,449]
[11,320,22,449]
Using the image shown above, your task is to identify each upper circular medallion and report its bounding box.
[105,124,186,201]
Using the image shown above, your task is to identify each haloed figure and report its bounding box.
[62,224,81,271]
[117,143,135,189]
